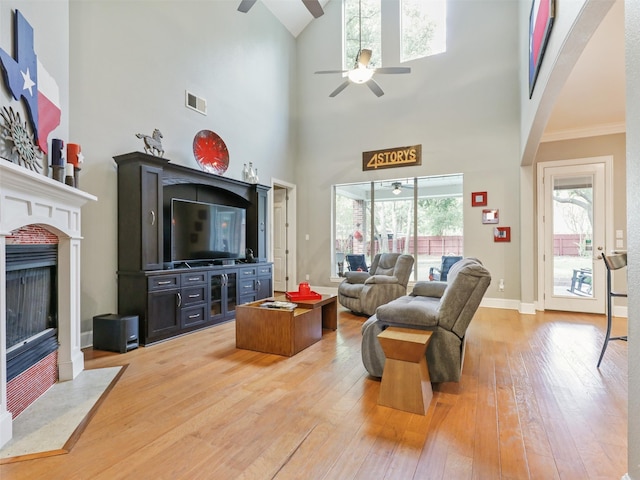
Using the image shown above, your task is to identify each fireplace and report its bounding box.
[0,160,96,449]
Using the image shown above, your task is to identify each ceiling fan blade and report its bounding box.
[315,69,349,74]
[237,0,258,13]
[366,78,384,97]
[302,0,324,18]
[329,80,351,98]
[358,49,372,68]
[375,67,412,75]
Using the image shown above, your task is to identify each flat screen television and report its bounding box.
[171,199,246,264]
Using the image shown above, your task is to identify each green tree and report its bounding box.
[417,198,463,236]
[344,0,381,68]
[401,1,437,62]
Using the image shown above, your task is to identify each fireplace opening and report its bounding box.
[5,244,58,381]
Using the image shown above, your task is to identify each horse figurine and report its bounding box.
[135,129,164,157]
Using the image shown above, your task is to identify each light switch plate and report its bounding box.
[616,230,624,239]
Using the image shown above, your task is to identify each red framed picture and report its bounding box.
[494,227,511,242]
[471,191,487,207]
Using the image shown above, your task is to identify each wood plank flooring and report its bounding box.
[1,306,628,479]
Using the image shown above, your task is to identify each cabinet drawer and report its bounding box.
[239,278,255,295]
[181,272,207,285]
[239,266,258,277]
[182,286,207,306]
[239,294,257,305]
[148,274,180,291]
[257,265,272,276]
[181,305,207,328]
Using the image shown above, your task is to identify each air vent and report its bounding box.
[185,90,207,115]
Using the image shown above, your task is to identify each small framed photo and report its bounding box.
[494,227,511,242]
[482,209,499,224]
[471,191,487,207]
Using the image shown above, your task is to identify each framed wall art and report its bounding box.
[471,191,487,207]
[529,0,556,97]
[494,227,511,243]
[482,209,499,224]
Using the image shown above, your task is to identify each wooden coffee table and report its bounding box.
[235,300,322,356]
[277,294,338,330]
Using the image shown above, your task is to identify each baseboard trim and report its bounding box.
[480,297,521,311]
[81,331,93,350]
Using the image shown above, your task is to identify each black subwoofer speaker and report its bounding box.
[93,313,139,353]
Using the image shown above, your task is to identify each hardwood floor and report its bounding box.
[1,307,628,479]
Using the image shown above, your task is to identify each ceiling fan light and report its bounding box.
[392,184,402,195]
[348,66,374,84]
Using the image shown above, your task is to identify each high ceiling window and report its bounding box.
[343,0,447,70]
[343,0,382,70]
[401,0,447,62]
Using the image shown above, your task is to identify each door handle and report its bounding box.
[150,210,156,226]
[177,292,182,307]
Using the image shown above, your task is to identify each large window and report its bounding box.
[333,174,463,281]
[344,0,382,70]
[401,0,447,62]
[343,0,447,70]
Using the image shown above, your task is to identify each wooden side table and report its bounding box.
[377,327,433,415]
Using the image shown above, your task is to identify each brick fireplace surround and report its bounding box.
[0,160,96,449]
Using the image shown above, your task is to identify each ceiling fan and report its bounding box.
[388,181,414,195]
[314,0,410,97]
[237,0,324,18]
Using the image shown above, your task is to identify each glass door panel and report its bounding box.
[552,175,594,298]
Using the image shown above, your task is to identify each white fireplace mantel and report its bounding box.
[0,159,96,449]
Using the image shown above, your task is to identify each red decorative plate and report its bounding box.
[193,130,229,175]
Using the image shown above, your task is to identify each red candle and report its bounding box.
[67,143,81,167]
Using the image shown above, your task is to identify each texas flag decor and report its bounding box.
[0,10,61,154]
[528,0,555,98]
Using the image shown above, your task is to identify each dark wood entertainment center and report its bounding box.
[114,151,272,345]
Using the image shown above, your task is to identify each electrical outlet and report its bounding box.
[499,279,505,292]
[305,274,310,281]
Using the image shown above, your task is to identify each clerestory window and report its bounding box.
[343,0,447,69]
[401,0,447,62]
[343,0,382,70]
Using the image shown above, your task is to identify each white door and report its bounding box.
[273,187,288,292]
[541,161,608,313]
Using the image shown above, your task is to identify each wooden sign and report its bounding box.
[362,145,422,171]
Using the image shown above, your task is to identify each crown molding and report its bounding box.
[541,122,626,143]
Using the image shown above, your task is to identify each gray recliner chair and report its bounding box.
[361,257,491,383]
[337,253,414,316]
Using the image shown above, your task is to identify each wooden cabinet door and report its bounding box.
[147,288,180,341]
[140,165,163,270]
[257,264,273,299]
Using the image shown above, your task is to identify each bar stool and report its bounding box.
[597,252,627,368]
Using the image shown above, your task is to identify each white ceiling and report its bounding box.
[263,0,625,142]
[262,0,332,37]
[543,0,625,141]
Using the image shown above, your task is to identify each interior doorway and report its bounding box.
[271,180,297,293]
[537,157,613,314]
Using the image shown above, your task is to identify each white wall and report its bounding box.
[68,1,298,337]
[296,0,521,299]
